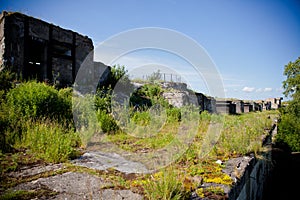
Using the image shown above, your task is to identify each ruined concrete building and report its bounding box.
[0,11,283,114]
[265,97,282,110]
[0,11,93,86]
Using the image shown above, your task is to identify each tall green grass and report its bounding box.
[144,168,187,200]
[15,120,80,163]
[217,111,275,156]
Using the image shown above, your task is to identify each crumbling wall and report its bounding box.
[265,98,282,109]
[216,100,236,114]
[0,12,25,74]
[225,123,276,200]
[162,91,190,108]
[0,11,93,86]
[161,82,199,108]
[234,100,244,114]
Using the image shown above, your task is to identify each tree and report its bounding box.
[282,57,300,117]
[282,56,300,98]
[110,65,131,89]
[276,56,300,151]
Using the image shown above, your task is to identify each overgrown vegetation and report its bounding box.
[0,65,279,199]
[0,69,79,161]
[143,168,188,200]
[15,120,80,163]
[276,56,300,151]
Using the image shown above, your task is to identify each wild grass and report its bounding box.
[138,110,278,199]
[143,168,187,200]
[14,119,81,163]
[215,111,277,156]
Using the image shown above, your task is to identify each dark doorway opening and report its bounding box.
[24,39,46,81]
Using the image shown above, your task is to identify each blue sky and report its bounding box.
[1,0,300,100]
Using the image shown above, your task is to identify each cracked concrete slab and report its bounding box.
[8,163,64,178]
[11,171,143,200]
[72,151,149,174]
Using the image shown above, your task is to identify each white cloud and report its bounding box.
[256,88,263,92]
[242,86,255,92]
[264,87,273,92]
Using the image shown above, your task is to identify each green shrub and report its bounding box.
[217,112,269,155]
[147,70,163,83]
[141,84,162,100]
[2,81,73,150]
[6,81,72,122]
[94,88,112,113]
[57,87,73,121]
[97,110,118,133]
[0,69,15,92]
[166,107,181,123]
[110,65,132,90]
[276,114,300,151]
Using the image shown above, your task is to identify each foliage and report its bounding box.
[16,120,80,163]
[1,81,74,152]
[0,189,56,200]
[110,65,133,90]
[6,81,72,122]
[130,83,169,109]
[0,69,16,93]
[282,56,300,98]
[277,56,300,151]
[277,113,300,151]
[166,107,181,123]
[97,109,119,133]
[0,190,38,200]
[131,110,151,126]
[132,84,162,102]
[216,111,274,156]
[94,87,112,113]
[144,168,187,200]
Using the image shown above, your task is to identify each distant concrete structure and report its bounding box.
[243,102,253,113]
[265,97,283,110]
[0,11,93,86]
[252,102,261,112]
[215,100,236,114]
[195,93,216,113]
[233,100,244,114]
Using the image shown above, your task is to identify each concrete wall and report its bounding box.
[216,100,236,114]
[0,11,93,86]
[234,100,244,114]
[226,124,276,200]
[265,98,282,109]
[195,92,216,113]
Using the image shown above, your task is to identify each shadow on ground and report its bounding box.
[263,144,300,200]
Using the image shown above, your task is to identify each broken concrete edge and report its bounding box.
[190,120,277,199]
[221,119,277,200]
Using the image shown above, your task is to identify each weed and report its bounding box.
[144,168,187,200]
[15,120,80,163]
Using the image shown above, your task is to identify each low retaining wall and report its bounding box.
[225,123,276,200]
